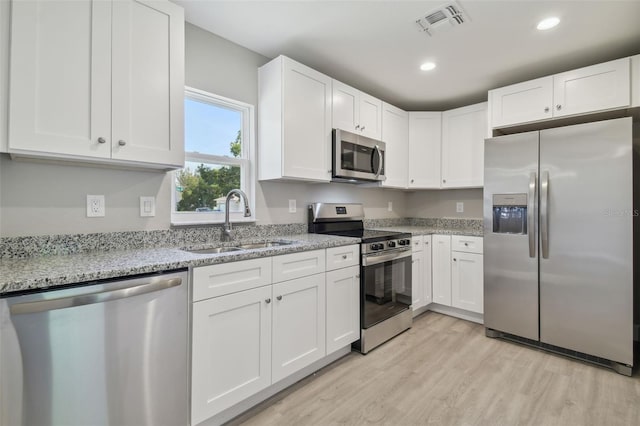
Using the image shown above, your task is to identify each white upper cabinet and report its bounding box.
[259,56,332,182]
[8,0,184,168]
[490,77,553,128]
[553,57,630,117]
[490,57,631,129]
[408,112,442,189]
[441,102,487,188]
[332,80,382,139]
[381,102,409,189]
[0,0,9,151]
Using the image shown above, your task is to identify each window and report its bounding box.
[171,87,255,225]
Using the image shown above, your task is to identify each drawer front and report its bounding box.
[411,235,424,252]
[192,258,272,302]
[272,249,326,283]
[326,245,360,272]
[451,235,483,254]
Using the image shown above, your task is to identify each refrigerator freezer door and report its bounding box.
[484,131,540,340]
[539,117,633,366]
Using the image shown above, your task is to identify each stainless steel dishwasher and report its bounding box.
[0,270,189,426]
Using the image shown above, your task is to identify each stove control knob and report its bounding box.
[398,239,407,246]
[388,241,396,248]
[403,239,411,246]
[370,243,381,251]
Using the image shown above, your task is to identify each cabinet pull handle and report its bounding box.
[265,298,271,304]
[97,137,106,144]
[276,295,283,301]
[118,140,127,146]
[556,104,562,111]
[544,107,550,113]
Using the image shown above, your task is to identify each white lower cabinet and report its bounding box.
[191,285,272,425]
[272,273,326,383]
[191,245,359,424]
[451,251,483,313]
[411,236,425,311]
[326,265,360,354]
[432,235,452,305]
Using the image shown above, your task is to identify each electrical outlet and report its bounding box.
[388,201,393,212]
[87,195,105,217]
[140,196,156,217]
[456,202,464,213]
[289,199,296,213]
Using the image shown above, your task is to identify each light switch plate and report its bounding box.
[87,195,105,217]
[388,201,393,212]
[456,202,464,213]
[288,199,296,213]
[140,196,156,217]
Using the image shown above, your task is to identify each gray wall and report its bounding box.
[0,23,413,237]
[406,188,483,219]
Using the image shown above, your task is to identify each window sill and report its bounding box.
[170,217,257,227]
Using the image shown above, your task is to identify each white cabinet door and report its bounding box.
[381,102,408,189]
[423,235,433,305]
[408,112,442,189]
[432,235,452,306]
[451,251,484,314]
[358,92,382,139]
[0,0,10,151]
[553,57,630,118]
[259,56,332,182]
[441,102,487,188]
[489,77,553,128]
[332,80,359,133]
[272,273,326,383]
[191,285,272,424]
[412,249,425,312]
[332,80,382,139]
[9,0,112,158]
[326,265,360,354]
[111,0,184,167]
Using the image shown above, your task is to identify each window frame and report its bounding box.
[171,87,256,226]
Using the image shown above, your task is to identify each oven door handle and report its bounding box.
[362,249,412,266]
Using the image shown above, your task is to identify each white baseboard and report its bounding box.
[425,303,484,324]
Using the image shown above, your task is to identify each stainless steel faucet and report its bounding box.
[222,189,251,241]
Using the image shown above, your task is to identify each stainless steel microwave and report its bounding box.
[332,128,386,183]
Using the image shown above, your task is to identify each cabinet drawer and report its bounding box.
[411,235,424,252]
[192,258,272,302]
[451,235,483,254]
[326,245,359,272]
[272,249,326,283]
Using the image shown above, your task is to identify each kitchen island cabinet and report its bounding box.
[7,0,184,169]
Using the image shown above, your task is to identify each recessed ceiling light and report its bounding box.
[537,17,560,30]
[420,62,436,71]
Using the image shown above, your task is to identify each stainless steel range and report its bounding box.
[308,203,412,353]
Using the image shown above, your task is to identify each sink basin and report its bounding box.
[184,247,244,254]
[234,241,295,249]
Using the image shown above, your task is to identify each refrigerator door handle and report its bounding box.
[541,170,549,258]
[528,172,537,258]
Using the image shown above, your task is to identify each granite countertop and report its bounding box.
[371,226,483,237]
[0,234,360,296]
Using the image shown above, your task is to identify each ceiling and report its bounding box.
[174,0,640,111]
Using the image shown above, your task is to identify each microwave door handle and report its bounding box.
[373,145,383,178]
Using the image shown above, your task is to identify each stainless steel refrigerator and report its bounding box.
[483,117,635,376]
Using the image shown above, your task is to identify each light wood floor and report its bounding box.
[229,312,640,426]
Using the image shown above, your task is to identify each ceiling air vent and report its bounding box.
[415,1,470,36]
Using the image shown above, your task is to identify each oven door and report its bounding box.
[360,249,412,329]
[332,129,385,182]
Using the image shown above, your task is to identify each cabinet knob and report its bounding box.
[544,107,550,113]
[265,298,271,304]
[453,258,457,262]
[464,243,469,246]
[276,295,283,301]
[355,124,360,130]
[118,140,127,146]
[97,137,106,144]
[556,104,562,111]
[411,179,414,183]
[360,126,365,131]
[342,254,347,259]
[442,179,447,183]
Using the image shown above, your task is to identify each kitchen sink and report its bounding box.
[184,247,244,254]
[234,240,296,249]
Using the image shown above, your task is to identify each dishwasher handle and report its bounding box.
[10,277,183,315]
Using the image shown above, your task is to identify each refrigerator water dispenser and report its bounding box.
[492,194,527,234]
